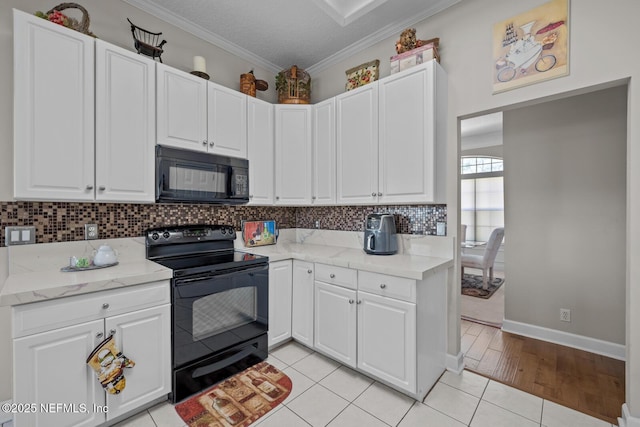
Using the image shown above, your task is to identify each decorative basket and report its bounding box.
[45,3,94,36]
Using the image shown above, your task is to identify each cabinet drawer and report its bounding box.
[314,263,357,290]
[13,281,170,338]
[358,271,416,303]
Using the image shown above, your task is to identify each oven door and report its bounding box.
[172,263,268,369]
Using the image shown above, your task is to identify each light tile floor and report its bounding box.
[114,341,617,427]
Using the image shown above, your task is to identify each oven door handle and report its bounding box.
[174,264,268,285]
[192,346,256,379]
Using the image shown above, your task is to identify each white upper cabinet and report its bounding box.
[335,61,446,205]
[95,40,156,202]
[247,97,275,205]
[312,98,336,204]
[156,64,247,158]
[14,10,95,201]
[335,83,379,205]
[378,61,445,204]
[207,83,247,158]
[274,105,313,205]
[156,63,208,152]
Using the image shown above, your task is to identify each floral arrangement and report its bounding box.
[35,9,77,29]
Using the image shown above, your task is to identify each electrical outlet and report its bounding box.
[315,220,320,229]
[560,308,571,322]
[85,223,98,240]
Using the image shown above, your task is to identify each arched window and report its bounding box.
[461,156,504,243]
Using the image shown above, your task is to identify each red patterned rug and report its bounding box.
[175,361,291,427]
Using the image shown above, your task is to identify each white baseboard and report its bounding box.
[501,319,625,361]
[446,351,465,374]
[619,404,640,427]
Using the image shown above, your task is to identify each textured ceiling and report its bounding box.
[123,0,460,73]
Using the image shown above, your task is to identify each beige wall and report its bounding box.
[503,86,626,344]
[311,0,640,416]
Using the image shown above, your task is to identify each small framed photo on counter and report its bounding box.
[242,220,277,247]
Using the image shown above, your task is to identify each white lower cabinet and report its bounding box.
[313,280,357,367]
[12,281,171,427]
[291,260,314,347]
[357,291,416,392]
[268,260,292,348]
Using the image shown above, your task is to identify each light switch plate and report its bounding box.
[4,226,36,246]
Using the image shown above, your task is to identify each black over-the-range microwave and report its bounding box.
[155,145,249,204]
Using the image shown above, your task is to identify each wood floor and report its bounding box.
[461,319,625,425]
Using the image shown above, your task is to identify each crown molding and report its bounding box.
[307,0,460,74]
[122,0,282,74]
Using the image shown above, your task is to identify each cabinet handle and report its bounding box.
[209,141,215,147]
[202,140,208,146]
[109,329,116,336]
[371,192,376,197]
[102,303,110,309]
[378,192,382,196]
[86,185,94,190]
[330,273,335,278]
[276,196,280,200]
[380,284,386,289]
[96,332,104,340]
[357,300,362,304]
[307,269,312,274]
[348,299,354,304]
[98,186,106,191]
[250,195,254,199]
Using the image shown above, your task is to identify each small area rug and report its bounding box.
[461,273,505,299]
[175,361,291,427]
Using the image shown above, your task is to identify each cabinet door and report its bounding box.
[13,10,95,201]
[247,97,275,205]
[378,62,435,204]
[95,40,156,202]
[312,98,336,205]
[274,105,313,205]
[357,291,416,393]
[336,83,378,205]
[14,320,105,427]
[104,304,171,420]
[156,63,208,151]
[291,260,314,347]
[207,83,247,158]
[314,281,356,367]
[268,261,292,348]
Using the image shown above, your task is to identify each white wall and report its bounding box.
[503,86,626,345]
[311,0,640,418]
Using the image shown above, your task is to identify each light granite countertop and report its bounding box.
[0,229,454,307]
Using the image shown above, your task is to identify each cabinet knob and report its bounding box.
[312,196,316,200]
[330,273,335,279]
[96,332,104,340]
[250,194,254,199]
[102,303,110,309]
[202,140,208,146]
[86,185,94,190]
[348,299,354,304]
[307,269,312,274]
[209,141,215,147]
[276,196,280,200]
[380,284,386,289]
[371,192,376,197]
[378,192,382,196]
[98,186,106,191]
[357,300,362,304]
[109,329,116,336]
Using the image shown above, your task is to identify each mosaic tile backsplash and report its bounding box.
[0,202,446,246]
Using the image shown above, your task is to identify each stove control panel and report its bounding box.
[146,224,236,245]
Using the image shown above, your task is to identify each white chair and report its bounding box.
[461,227,504,289]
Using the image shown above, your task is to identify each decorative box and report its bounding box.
[390,44,440,74]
